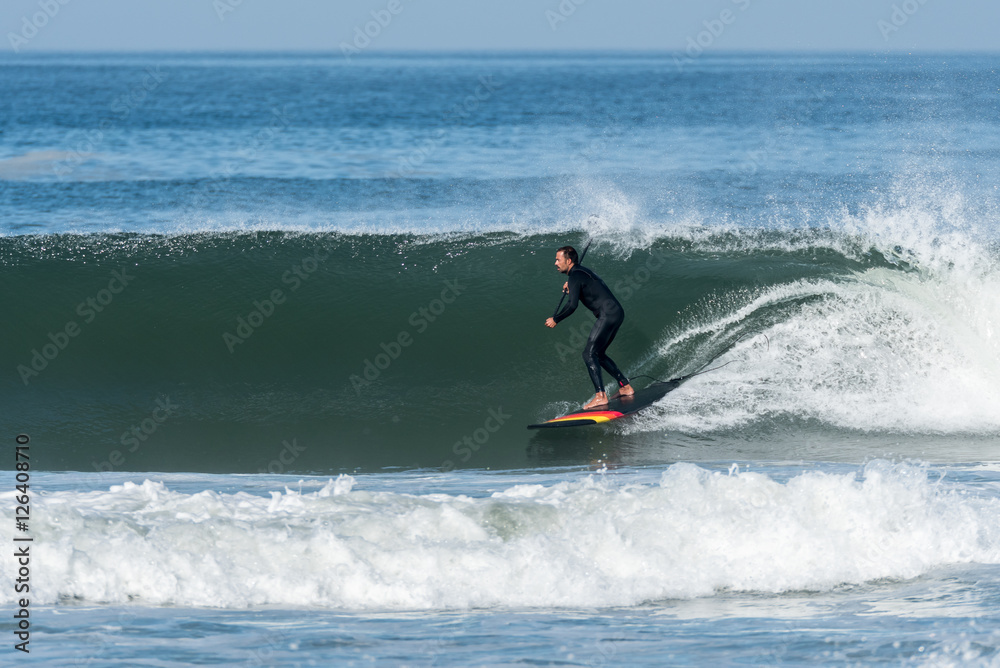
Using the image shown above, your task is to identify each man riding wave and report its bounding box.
[544,245,634,409]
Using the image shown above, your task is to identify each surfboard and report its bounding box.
[527,379,684,429]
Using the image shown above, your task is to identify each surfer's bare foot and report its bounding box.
[617,384,635,398]
[583,392,609,409]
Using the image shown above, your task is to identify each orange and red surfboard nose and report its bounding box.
[545,410,624,425]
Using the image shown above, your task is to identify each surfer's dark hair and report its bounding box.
[557,246,578,264]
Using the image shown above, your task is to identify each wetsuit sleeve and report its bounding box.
[552,273,581,323]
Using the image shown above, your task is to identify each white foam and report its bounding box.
[1,463,998,610]
[644,272,1000,433]
[635,189,1000,435]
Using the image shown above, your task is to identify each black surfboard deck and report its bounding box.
[527,379,683,429]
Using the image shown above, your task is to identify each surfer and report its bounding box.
[545,246,634,409]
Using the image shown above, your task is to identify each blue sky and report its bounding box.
[3,0,997,53]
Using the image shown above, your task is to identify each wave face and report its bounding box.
[4,204,1000,472]
[2,462,998,609]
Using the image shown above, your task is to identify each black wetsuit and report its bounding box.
[553,265,630,394]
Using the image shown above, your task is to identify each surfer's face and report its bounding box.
[554,251,573,273]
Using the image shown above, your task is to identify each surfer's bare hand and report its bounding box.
[545,317,557,328]
[562,282,568,293]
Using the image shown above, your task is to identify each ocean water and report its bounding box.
[2,51,1000,665]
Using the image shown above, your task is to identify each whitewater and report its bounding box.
[4,462,1000,610]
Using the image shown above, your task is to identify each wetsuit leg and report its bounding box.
[582,310,630,393]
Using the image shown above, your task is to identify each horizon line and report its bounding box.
[4,47,1000,56]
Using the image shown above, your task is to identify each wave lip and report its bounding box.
[3,462,998,610]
